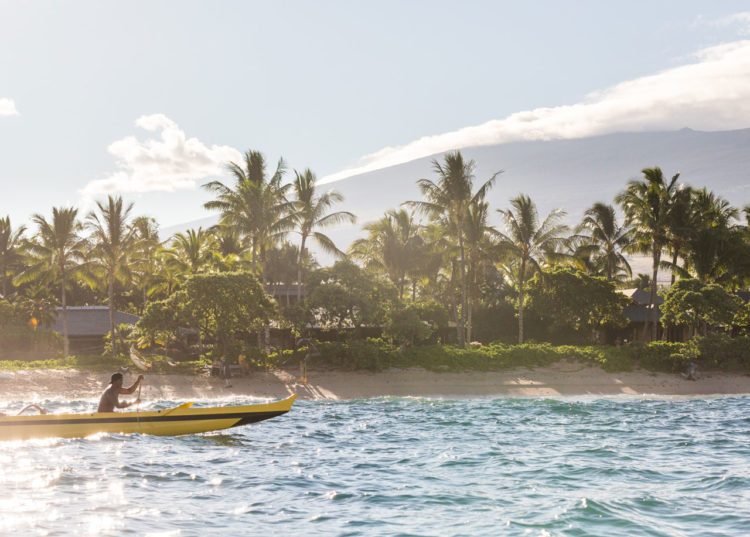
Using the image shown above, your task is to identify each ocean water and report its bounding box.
[1,395,749,536]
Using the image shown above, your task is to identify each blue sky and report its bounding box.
[2,1,750,227]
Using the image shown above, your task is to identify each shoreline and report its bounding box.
[1,363,749,402]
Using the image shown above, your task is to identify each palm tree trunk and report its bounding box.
[61,276,69,358]
[297,235,307,303]
[108,271,116,347]
[644,248,660,342]
[259,252,271,355]
[670,248,679,285]
[518,258,526,344]
[457,218,467,347]
[1,262,7,297]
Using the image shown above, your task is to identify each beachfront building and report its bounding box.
[619,288,664,342]
[49,306,140,354]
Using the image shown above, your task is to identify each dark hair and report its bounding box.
[110,372,124,384]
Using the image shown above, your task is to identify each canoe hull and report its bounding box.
[0,394,296,441]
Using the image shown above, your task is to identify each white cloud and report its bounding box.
[80,113,242,198]
[701,11,750,35]
[0,98,19,116]
[320,37,750,184]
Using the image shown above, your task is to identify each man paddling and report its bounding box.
[97,372,144,413]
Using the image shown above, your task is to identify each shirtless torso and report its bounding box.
[97,374,143,412]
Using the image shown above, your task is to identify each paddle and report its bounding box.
[136,379,142,426]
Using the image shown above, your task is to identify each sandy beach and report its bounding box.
[2,362,749,402]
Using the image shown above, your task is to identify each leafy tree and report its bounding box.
[616,167,680,341]
[140,272,275,356]
[405,151,501,346]
[291,168,355,301]
[87,195,136,337]
[136,291,188,347]
[306,260,397,330]
[16,207,89,357]
[661,278,741,337]
[0,216,26,299]
[383,303,433,346]
[526,267,627,341]
[497,194,568,343]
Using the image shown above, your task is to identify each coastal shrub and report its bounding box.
[685,334,750,371]
[637,341,688,373]
[597,346,636,372]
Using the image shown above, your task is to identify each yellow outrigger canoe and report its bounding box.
[0,394,296,441]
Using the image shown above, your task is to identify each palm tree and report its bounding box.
[0,216,26,299]
[663,185,693,284]
[463,200,497,342]
[203,150,295,282]
[577,202,632,282]
[291,169,356,301]
[166,227,214,276]
[130,216,162,314]
[497,194,568,344]
[209,224,248,272]
[16,207,88,357]
[615,167,680,341]
[405,151,501,346]
[350,209,423,299]
[680,188,740,283]
[265,242,306,306]
[86,195,136,339]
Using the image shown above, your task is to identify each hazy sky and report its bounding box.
[2,1,750,227]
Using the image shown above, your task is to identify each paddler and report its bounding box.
[97,372,144,413]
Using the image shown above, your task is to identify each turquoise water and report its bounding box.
[1,395,749,536]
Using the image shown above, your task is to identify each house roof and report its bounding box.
[622,303,662,323]
[49,306,140,337]
[619,288,664,305]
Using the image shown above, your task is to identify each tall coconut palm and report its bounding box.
[0,216,26,299]
[405,151,501,346]
[663,185,693,284]
[350,209,423,300]
[16,207,88,357]
[203,150,294,282]
[497,194,568,344]
[616,167,680,341]
[130,216,162,314]
[577,202,632,282]
[87,195,136,339]
[291,169,356,301]
[463,200,497,342]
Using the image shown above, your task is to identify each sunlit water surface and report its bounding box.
[1,395,749,536]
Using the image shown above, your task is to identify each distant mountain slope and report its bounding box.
[165,128,750,272]
[331,128,750,226]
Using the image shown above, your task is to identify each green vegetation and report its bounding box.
[3,149,750,376]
